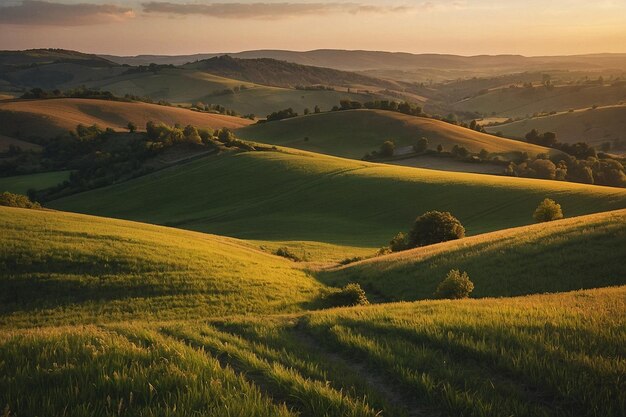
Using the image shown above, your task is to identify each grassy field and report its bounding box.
[1,287,623,416]
[0,170,70,194]
[0,98,252,139]
[322,209,626,301]
[237,109,556,160]
[0,133,42,152]
[453,83,626,118]
[486,105,626,146]
[86,67,379,117]
[49,148,626,255]
[0,206,324,327]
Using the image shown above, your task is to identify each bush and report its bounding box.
[533,198,563,222]
[275,247,302,262]
[413,137,429,153]
[0,192,41,209]
[379,140,395,157]
[434,270,474,299]
[408,211,465,247]
[324,283,369,307]
[389,232,409,252]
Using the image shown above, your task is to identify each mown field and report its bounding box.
[322,209,626,300]
[238,109,555,160]
[0,98,252,140]
[49,148,626,259]
[0,170,70,194]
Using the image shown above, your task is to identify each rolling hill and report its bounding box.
[485,105,626,147]
[238,109,557,160]
[49,147,626,253]
[322,209,626,301]
[0,98,253,139]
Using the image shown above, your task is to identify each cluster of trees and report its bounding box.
[385,211,466,254]
[263,108,298,122]
[509,130,626,187]
[0,192,41,209]
[332,100,423,116]
[295,85,334,91]
[122,63,175,75]
[21,87,115,100]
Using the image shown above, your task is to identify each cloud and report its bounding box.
[141,2,413,19]
[0,1,135,26]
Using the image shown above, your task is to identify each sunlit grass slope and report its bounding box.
[0,170,70,194]
[1,287,623,416]
[50,149,626,249]
[0,98,252,139]
[486,105,626,146]
[237,109,555,159]
[322,209,626,301]
[0,206,323,327]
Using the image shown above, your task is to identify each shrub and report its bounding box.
[0,192,41,209]
[389,232,409,252]
[434,270,474,299]
[533,198,563,222]
[275,247,302,262]
[376,246,392,256]
[379,140,395,157]
[413,137,429,153]
[324,283,369,307]
[408,211,465,247]
[127,122,137,133]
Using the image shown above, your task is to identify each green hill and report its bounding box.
[0,206,324,327]
[485,105,626,147]
[49,148,626,253]
[238,109,557,160]
[322,209,626,301]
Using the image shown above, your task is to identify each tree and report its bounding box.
[303,108,310,115]
[314,105,321,114]
[529,159,557,180]
[437,144,444,153]
[479,149,489,160]
[435,270,474,299]
[408,211,465,247]
[389,232,409,252]
[533,198,563,223]
[380,140,395,157]
[127,122,137,133]
[413,137,429,153]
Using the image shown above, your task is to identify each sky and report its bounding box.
[0,0,625,56]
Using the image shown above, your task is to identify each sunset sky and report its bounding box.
[1,0,625,56]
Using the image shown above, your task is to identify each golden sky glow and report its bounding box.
[1,0,625,56]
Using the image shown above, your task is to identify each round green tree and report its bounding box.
[408,211,465,247]
[434,270,474,299]
[533,198,563,222]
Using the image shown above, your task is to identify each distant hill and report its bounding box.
[0,48,116,68]
[0,98,252,139]
[238,109,557,160]
[485,105,626,147]
[102,49,626,72]
[183,55,399,90]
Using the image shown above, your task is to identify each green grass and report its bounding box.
[49,148,626,256]
[2,287,623,416]
[0,170,70,194]
[0,206,324,327]
[321,209,626,301]
[237,109,555,159]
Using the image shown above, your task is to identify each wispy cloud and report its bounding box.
[141,2,413,19]
[0,1,135,26]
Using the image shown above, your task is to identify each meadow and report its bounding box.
[49,148,626,259]
[237,109,555,160]
[0,170,70,194]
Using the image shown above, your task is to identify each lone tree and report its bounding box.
[408,211,465,247]
[533,198,563,222]
[413,137,429,153]
[127,122,137,133]
[380,140,395,157]
[435,270,474,299]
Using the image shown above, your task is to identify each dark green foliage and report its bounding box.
[533,198,563,222]
[434,270,474,299]
[413,137,429,153]
[0,192,41,209]
[127,122,137,133]
[409,211,465,247]
[324,283,369,307]
[389,232,409,252]
[21,86,115,100]
[265,108,298,122]
[379,141,395,157]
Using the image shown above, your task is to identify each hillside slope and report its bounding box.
[486,105,626,146]
[0,98,252,139]
[0,206,323,326]
[238,109,557,159]
[322,209,626,301]
[50,148,626,248]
